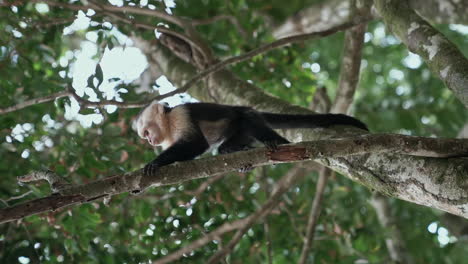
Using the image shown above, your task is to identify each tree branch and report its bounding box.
[298,167,332,264]
[31,0,188,27]
[207,166,307,263]
[331,23,367,114]
[155,166,307,264]
[374,0,468,108]
[273,0,468,38]
[153,218,249,264]
[370,194,414,263]
[140,19,370,107]
[0,16,367,114]
[1,134,467,224]
[0,91,70,115]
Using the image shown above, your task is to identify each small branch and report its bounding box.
[309,86,332,113]
[4,191,33,202]
[87,1,209,60]
[264,221,273,264]
[153,218,249,264]
[370,194,414,263]
[18,170,70,193]
[207,166,306,263]
[184,174,225,197]
[154,167,308,264]
[0,91,70,115]
[298,167,332,264]
[1,134,467,224]
[331,23,367,113]
[192,14,248,38]
[31,0,188,28]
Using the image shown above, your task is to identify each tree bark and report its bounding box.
[273,0,468,38]
[374,0,468,108]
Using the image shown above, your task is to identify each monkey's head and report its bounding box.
[135,101,169,147]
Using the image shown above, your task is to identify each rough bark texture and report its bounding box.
[273,0,468,38]
[134,40,468,219]
[374,0,468,108]
[2,134,468,224]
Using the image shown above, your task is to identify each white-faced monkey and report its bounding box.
[135,101,368,175]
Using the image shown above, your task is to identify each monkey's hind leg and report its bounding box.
[218,133,255,154]
[242,111,289,150]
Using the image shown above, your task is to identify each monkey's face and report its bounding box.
[136,103,167,147]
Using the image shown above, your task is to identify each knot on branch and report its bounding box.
[268,146,309,161]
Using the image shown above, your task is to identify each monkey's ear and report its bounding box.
[131,118,138,131]
[156,103,165,113]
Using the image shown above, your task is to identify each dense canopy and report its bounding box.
[1,0,468,263]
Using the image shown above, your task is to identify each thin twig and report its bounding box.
[207,166,306,263]
[0,91,71,114]
[298,167,332,264]
[153,218,249,264]
[5,191,33,202]
[29,0,188,27]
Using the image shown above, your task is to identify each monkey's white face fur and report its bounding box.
[136,102,168,147]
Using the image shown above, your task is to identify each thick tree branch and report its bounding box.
[374,0,468,108]
[273,0,468,38]
[1,134,467,224]
[31,0,188,27]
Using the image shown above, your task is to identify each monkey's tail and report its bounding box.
[261,113,369,131]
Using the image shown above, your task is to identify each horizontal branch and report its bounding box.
[1,134,467,224]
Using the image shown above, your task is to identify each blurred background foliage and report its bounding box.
[0,0,467,263]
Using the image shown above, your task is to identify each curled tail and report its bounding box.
[261,112,368,131]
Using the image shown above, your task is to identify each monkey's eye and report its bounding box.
[143,130,149,137]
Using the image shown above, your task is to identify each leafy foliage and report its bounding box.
[0,0,467,263]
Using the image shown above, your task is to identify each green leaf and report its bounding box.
[95,64,104,88]
[87,75,95,89]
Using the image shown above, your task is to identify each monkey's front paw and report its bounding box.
[238,164,254,173]
[143,162,159,176]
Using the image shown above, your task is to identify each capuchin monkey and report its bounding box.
[135,101,368,175]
